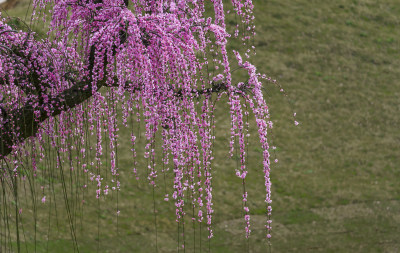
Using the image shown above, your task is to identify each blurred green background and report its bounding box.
[1,0,400,252]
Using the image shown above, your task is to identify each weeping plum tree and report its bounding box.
[0,0,275,251]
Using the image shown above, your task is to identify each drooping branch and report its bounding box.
[0,44,232,158]
[0,8,247,158]
[0,78,233,158]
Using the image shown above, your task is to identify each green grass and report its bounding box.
[1,0,400,252]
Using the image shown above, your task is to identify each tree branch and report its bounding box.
[0,73,231,158]
[0,79,102,157]
[0,27,234,158]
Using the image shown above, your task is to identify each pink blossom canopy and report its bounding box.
[0,0,272,240]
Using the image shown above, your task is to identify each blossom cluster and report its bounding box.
[0,0,272,240]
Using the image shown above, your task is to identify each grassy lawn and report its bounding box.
[1,0,400,252]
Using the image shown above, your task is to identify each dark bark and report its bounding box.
[0,79,102,157]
